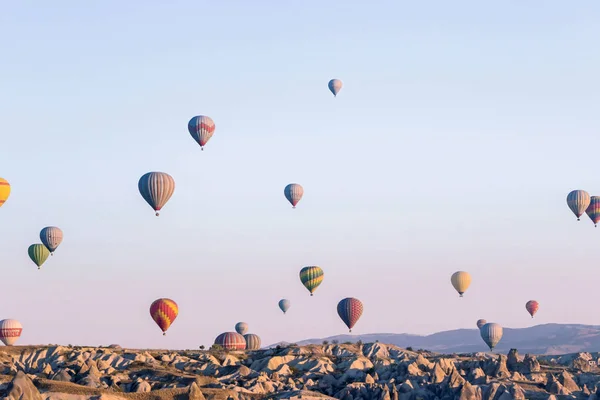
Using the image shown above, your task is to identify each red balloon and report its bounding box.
[525,300,539,318]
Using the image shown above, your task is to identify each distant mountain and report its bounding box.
[277,324,600,355]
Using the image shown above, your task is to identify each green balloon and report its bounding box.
[28,244,50,269]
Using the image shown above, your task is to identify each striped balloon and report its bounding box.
[244,333,261,350]
[235,322,248,335]
[586,196,600,227]
[40,226,63,254]
[299,266,324,296]
[525,300,539,318]
[480,322,503,351]
[0,319,22,346]
[284,184,304,208]
[138,172,175,216]
[451,271,471,297]
[0,177,10,208]
[188,115,215,150]
[476,319,487,329]
[214,332,246,350]
[567,190,591,221]
[28,244,50,269]
[279,299,290,314]
[328,79,343,97]
[150,298,179,335]
[337,298,363,333]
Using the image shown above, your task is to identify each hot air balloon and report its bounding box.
[150,298,179,336]
[284,184,303,208]
[476,319,487,329]
[300,266,324,296]
[244,333,261,350]
[28,244,50,269]
[480,323,503,351]
[525,300,539,318]
[0,319,22,346]
[586,196,600,227]
[188,115,215,151]
[337,298,363,333]
[567,190,591,221]
[138,172,175,216]
[214,332,246,350]
[40,226,63,255]
[279,299,290,314]
[0,178,10,208]
[451,271,471,297]
[235,322,248,335]
[328,79,343,97]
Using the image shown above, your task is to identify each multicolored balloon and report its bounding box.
[214,332,246,350]
[451,271,471,297]
[40,226,63,255]
[0,178,10,208]
[138,172,175,216]
[586,196,600,227]
[188,115,215,151]
[279,299,290,314]
[328,79,343,97]
[567,190,591,221]
[525,300,539,318]
[150,298,178,335]
[0,319,22,346]
[244,333,261,350]
[235,322,248,335]
[476,319,487,329]
[480,322,503,351]
[300,266,324,296]
[284,183,304,208]
[337,297,363,333]
[28,244,50,270]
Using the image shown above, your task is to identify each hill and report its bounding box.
[290,323,600,355]
[1,343,599,400]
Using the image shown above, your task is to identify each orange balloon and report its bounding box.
[150,298,178,335]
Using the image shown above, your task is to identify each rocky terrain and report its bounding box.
[1,343,600,400]
[292,324,600,355]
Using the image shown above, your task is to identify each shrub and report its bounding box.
[199,345,205,350]
[406,346,413,351]
[322,340,329,345]
[332,340,339,345]
[357,340,363,346]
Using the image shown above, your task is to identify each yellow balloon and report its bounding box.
[451,271,471,297]
[0,178,10,208]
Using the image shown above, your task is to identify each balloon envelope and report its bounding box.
[328,79,343,96]
[337,297,363,332]
[0,319,22,346]
[150,298,179,335]
[188,115,215,149]
[451,271,471,297]
[279,299,291,314]
[284,183,304,208]
[40,226,63,254]
[480,323,503,351]
[138,172,175,216]
[235,322,249,335]
[567,190,591,220]
[214,332,246,350]
[0,178,10,208]
[586,196,600,226]
[28,244,50,269]
[244,333,261,350]
[300,266,324,295]
[476,319,487,329]
[525,300,539,318]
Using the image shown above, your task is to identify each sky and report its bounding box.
[1,0,600,350]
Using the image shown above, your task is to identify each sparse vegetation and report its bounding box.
[332,339,339,344]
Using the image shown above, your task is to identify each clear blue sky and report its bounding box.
[1,1,600,349]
